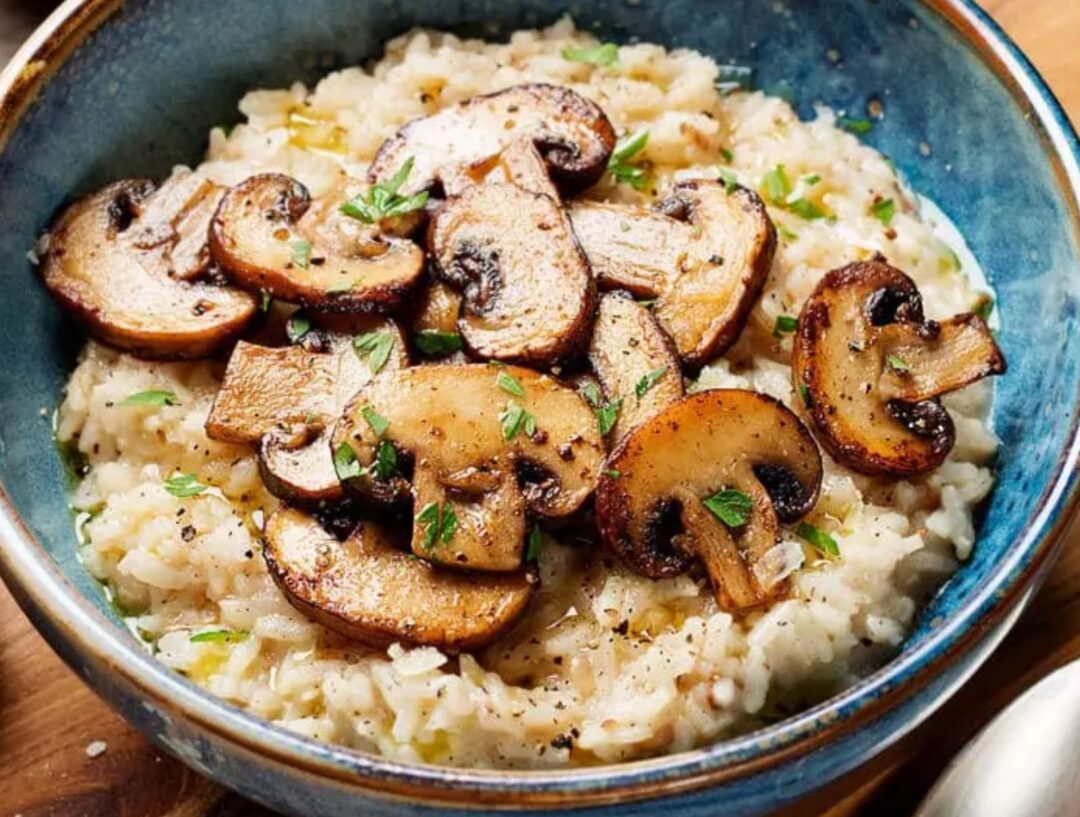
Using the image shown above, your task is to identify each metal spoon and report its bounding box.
[915,658,1080,816]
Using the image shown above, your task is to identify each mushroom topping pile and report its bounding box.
[206,319,406,504]
[596,390,823,611]
[792,260,1006,477]
[41,174,257,358]
[369,83,617,195]
[210,174,425,311]
[333,364,605,571]
[264,507,536,651]
[39,79,1008,649]
[570,180,776,367]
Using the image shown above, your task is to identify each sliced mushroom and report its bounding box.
[333,364,604,571]
[438,138,560,201]
[792,260,1006,477]
[369,83,616,195]
[588,293,683,442]
[41,177,257,359]
[206,321,406,502]
[263,507,536,650]
[596,390,822,611]
[428,182,595,365]
[209,174,425,312]
[569,180,776,367]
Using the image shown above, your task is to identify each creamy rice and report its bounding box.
[56,19,999,767]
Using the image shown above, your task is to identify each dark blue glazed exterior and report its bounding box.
[0,1,1078,814]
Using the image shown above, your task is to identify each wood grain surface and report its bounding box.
[1,1,1078,815]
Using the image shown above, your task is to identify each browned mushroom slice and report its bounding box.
[596,390,822,611]
[428,182,595,365]
[263,507,536,650]
[209,174,424,312]
[333,364,604,571]
[792,260,1006,477]
[206,321,406,503]
[569,181,776,367]
[369,83,616,195]
[40,178,257,359]
[588,293,683,442]
[439,139,560,201]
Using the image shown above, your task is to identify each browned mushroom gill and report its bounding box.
[792,260,1006,477]
[596,390,823,611]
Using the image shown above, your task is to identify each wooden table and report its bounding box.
[1,1,1078,814]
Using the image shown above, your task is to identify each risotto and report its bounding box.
[52,18,1001,767]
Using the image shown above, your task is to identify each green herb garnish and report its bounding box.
[720,147,734,163]
[871,198,896,227]
[121,390,179,407]
[719,168,739,195]
[371,440,398,480]
[885,354,911,373]
[786,198,827,220]
[561,42,619,66]
[332,442,363,480]
[602,468,622,479]
[595,399,622,436]
[580,382,602,408]
[762,164,793,204]
[361,406,390,437]
[799,382,812,408]
[341,157,429,223]
[796,522,840,558]
[353,332,395,373]
[838,116,874,135]
[164,473,207,498]
[499,400,536,441]
[259,289,273,313]
[416,502,457,550]
[773,315,798,338]
[608,130,650,190]
[777,225,799,242]
[635,367,668,399]
[973,295,994,323]
[703,489,753,528]
[496,370,526,398]
[190,629,248,644]
[290,239,312,269]
[285,315,312,344]
[526,525,543,561]
[413,330,462,357]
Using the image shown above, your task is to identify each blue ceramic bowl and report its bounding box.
[1,1,1078,814]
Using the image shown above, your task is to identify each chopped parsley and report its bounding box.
[259,289,273,313]
[719,168,739,194]
[325,277,355,295]
[762,164,793,204]
[353,332,395,373]
[499,400,536,440]
[720,147,734,163]
[871,198,896,227]
[361,406,390,437]
[164,473,207,498]
[416,502,457,550]
[561,42,619,66]
[608,130,650,190]
[703,489,753,528]
[838,116,874,135]
[635,367,668,399]
[796,522,840,558]
[973,294,995,323]
[496,370,526,397]
[341,156,429,223]
[777,225,799,242]
[290,239,312,269]
[413,330,462,357]
[602,468,622,479]
[371,440,397,480]
[595,399,622,436]
[332,442,363,480]
[121,390,179,407]
[799,382,812,408]
[526,525,543,561]
[773,315,798,337]
[786,198,827,220]
[285,314,312,344]
[190,629,248,644]
[580,382,603,408]
[885,354,911,373]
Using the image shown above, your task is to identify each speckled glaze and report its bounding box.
[0,0,1078,814]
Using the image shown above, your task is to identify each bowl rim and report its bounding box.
[1,0,1079,809]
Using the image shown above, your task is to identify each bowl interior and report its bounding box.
[0,0,1077,747]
